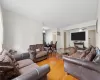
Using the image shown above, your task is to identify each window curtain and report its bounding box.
[0,6,3,52]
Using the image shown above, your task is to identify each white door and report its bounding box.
[53,33,57,43]
[88,30,96,46]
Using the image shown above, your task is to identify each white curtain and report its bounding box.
[0,6,3,52]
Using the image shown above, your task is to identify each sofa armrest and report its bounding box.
[63,56,100,73]
[12,64,50,80]
[28,50,36,61]
[13,53,30,61]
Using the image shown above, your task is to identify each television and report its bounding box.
[71,32,85,40]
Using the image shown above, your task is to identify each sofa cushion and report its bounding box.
[0,49,7,55]
[36,44,44,51]
[91,47,96,54]
[19,63,39,74]
[29,45,37,51]
[80,47,93,59]
[0,49,16,62]
[17,59,33,69]
[69,47,77,54]
[0,55,5,61]
[0,54,13,64]
[36,49,40,52]
[80,52,86,59]
[69,52,81,59]
[85,49,90,55]
[3,55,13,63]
[7,52,16,62]
[36,51,47,58]
[85,48,96,61]
[85,52,94,61]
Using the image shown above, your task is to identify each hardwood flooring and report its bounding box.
[37,54,78,80]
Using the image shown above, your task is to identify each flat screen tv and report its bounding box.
[71,32,85,40]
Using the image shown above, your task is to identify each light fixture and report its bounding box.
[43,30,46,33]
[42,22,50,30]
[79,28,83,32]
[42,28,46,33]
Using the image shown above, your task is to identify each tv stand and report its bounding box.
[74,42,85,50]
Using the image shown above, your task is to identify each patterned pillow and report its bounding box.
[80,52,86,59]
[85,49,90,55]
[1,50,19,67]
[36,44,44,51]
[0,50,20,76]
[6,53,19,68]
[85,48,96,61]
[29,45,37,51]
[0,49,8,55]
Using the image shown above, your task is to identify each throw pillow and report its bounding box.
[36,49,40,52]
[93,55,100,63]
[80,52,86,59]
[85,48,96,61]
[85,49,90,55]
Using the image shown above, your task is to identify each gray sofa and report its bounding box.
[0,50,50,80]
[29,44,48,62]
[63,47,100,80]
[63,56,100,80]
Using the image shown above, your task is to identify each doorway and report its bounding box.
[88,30,96,47]
[43,33,46,45]
[53,33,57,44]
[64,31,67,48]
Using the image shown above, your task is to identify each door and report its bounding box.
[88,30,96,46]
[64,32,67,48]
[53,33,57,43]
[43,33,46,45]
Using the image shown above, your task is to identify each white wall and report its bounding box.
[2,9,43,53]
[57,20,96,49]
[45,28,57,44]
[66,26,96,48]
[68,29,89,47]
[63,20,96,30]
[46,21,96,49]
[58,25,96,49]
[56,28,61,49]
[0,6,3,52]
[45,30,53,44]
[96,0,100,48]
[45,28,63,49]
[66,30,70,47]
[60,30,64,48]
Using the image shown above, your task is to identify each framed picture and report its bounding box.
[96,19,98,33]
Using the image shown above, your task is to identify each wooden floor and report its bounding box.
[37,54,78,80]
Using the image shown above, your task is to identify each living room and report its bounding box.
[45,22,96,49]
[0,0,100,80]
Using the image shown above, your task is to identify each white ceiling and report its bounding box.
[0,0,98,28]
